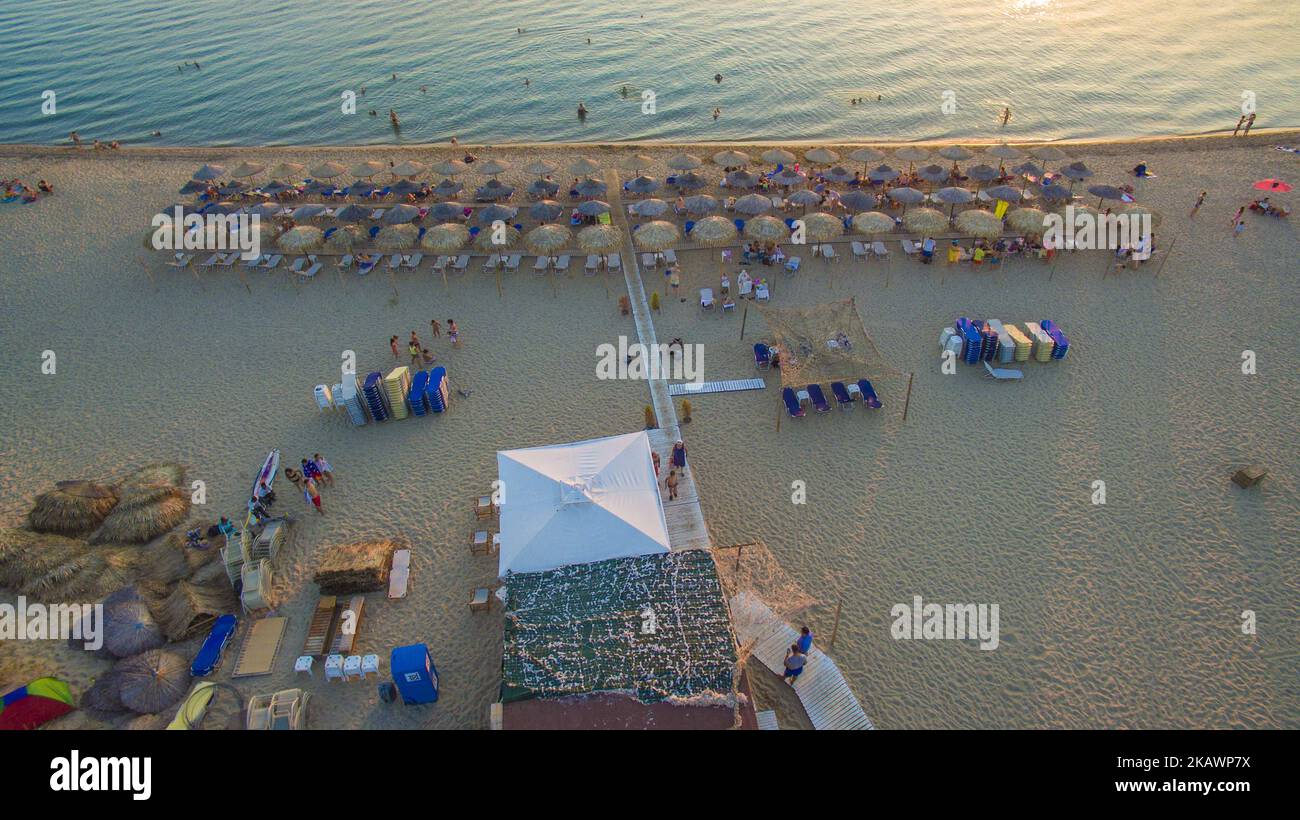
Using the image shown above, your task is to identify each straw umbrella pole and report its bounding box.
[422,223,469,289]
[525,224,573,296]
[687,215,737,299]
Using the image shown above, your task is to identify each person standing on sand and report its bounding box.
[1190,191,1206,217]
[1233,219,1246,238]
[783,643,807,684]
[430,319,441,338]
[390,335,400,359]
[409,329,421,350]
[304,477,323,515]
[408,339,421,366]
[283,466,303,492]
[665,469,679,500]
[448,319,460,346]
[1231,205,1245,228]
[313,454,334,485]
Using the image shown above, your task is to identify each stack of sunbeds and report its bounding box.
[1040,320,1070,360]
[334,378,368,425]
[408,370,430,416]
[383,367,412,419]
[1024,322,1055,362]
[362,371,389,421]
[1004,325,1032,362]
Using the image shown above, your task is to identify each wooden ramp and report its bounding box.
[232,616,288,678]
[668,378,765,396]
[730,592,874,730]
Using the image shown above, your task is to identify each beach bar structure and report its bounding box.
[499,550,741,729]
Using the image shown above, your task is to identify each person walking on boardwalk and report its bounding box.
[665,469,679,500]
[783,643,807,684]
[671,439,687,473]
[797,626,814,654]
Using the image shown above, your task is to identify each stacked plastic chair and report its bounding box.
[362,371,389,421]
[384,367,412,419]
[426,367,450,413]
[335,378,368,426]
[1040,320,1070,360]
[408,370,430,416]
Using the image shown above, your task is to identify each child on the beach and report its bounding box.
[390,336,399,358]
[430,319,441,338]
[1190,191,1206,217]
[665,469,679,500]
[447,319,460,346]
[408,340,421,366]
[312,453,334,485]
[421,347,437,365]
[302,458,322,484]
[304,477,323,514]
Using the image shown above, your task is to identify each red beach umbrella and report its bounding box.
[1253,179,1291,192]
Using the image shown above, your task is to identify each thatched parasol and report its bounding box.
[744,215,789,242]
[524,224,572,254]
[192,163,226,181]
[1006,207,1050,236]
[421,222,469,252]
[90,485,190,545]
[938,146,974,161]
[116,650,190,714]
[621,153,655,172]
[229,161,265,179]
[956,209,1005,239]
[691,215,739,246]
[630,198,668,218]
[762,148,796,165]
[314,539,400,594]
[805,147,840,164]
[988,143,1024,161]
[326,225,365,252]
[277,226,325,253]
[476,158,510,177]
[134,532,192,585]
[800,212,844,242]
[894,146,930,164]
[733,194,772,215]
[571,157,602,176]
[27,481,119,536]
[310,161,348,179]
[474,225,520,251]
[848,147,886,166]
[81,669,127,716]
[632,220,681,251]
[903,208,948,234]
[390,160,427,178]
[667,153,703,171]
[673,172,708,190]
[853,211,896,235]
[103,599,166,659]
[430,159,468,177]
[268,162,305,180]
[576,224,623,253]
[375,224,419,250]
[0,527,88,595]
[121,463,186,490]
[154,580,237,642]
[838,190,876,212]
[383,204,421,224]
[684,194,719,214]
[868,164,900,183]
[713,149,751,167]
[1030,145,1069,162]
[524,159,558,176]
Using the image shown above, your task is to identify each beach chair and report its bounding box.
[851,241,869,261]
[738,273,753,298]
[299,262,321,279]
[755,281,770,302]
[217,253,238,267]
[872,241,889,259]
[474,494,498,519]
[983,360,1024,381]
[343,655,363,681]
[584,254,600,274]
[387,254,404,270]
[471,529,493,556]
[336,255,353,269]
[190,615,237,677]
[166,253,195,268]
[662,249,678,265]
[431,255,449,272]
[469,588,492,613]
[806,383,831,413]
[262,254,283,269]
[554,255,571,273]
[831,381,854,410]
[501,253,520,271]
[357,257,377,275]
[700,288,715,310]
[199,253,226,267]
[452,254,470,271]
[482,253,501,271]
[641,252,658,270]
[821,243,838,262]
[857,379,883,409]
[754,343,771,369]
[784,256,801,273]
[782,387,805,418]
[607,253,622,272]
[403,253,423,268]
[532,255,549,273]
[901,239,920,256]
[361,654,381,679]
[289,256,308,274]
[324,654,344,682]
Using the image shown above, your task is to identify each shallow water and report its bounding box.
[2,0,1298,146]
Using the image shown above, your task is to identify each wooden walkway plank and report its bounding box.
[668,378,766,396]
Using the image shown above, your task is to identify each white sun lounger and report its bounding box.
[431,255,449,272]
[199,253,226,267]
[337,255,353,268]
[661,249,677,264]
[901,239,920,255]
[584,254,600,274]
[755,282,770,302]
[871,241,889,258]
[403,253,423,268]
[504,254,522,271]
[289,256,307,273]
[554,255,571,272]
[983,361,1024,380]
[851,241,869,260]
[607,253,621,271]
[533,255,549,272]
[385,254,402,269]
[641,252,657,270]
[483,253,501,271]
[166,253,194,268]
[299,262,321,278]
[821,244,838,262]
[700,288,714,309]
[452,254,470,271]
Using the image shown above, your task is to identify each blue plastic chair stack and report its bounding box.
[956,317,982,365]
[426,367,449,412]
[1040,320,1070,360]
[408,370,430,416]
[362,371,389,421]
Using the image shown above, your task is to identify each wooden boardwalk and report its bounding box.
[668,378,766,396]
[608,171,711,554]
[730,592,875,730]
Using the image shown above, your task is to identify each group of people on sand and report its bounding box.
[3,177,53,204]
[282,455,334,516]
[390,320,460,367]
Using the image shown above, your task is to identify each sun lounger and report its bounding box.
[641,252,657,270]
[217,253,238,267]
[329,596,365,655]
[200,253,226,267]
[857,379,882,408]
[851,241,869,261]
[901,239,920,255]
[452,254,470,271]
[754,343,771,369]
[190,615,237,677]
[483,253,501,271]
[403,252,423,268]
[607,253,622,271]
[301,596,337,657]
[831,381,853,410]
[431,255,449,272]
[872,241,889,259]
[504,253,522,271]
[166,253,195,268]
[299,262,321,278]
[232,616,288,678]
[389,550,411,599]
[386,254,403,270]
[821,244,838,262]
[554,254,571,272]
[700,288,715,309]
[532,255,549,272]
[755,282,770,302]
[289,257,307,273]
[806,383,831,413]
[357,257,377,274]
[782,387,805,418]
[662,249,677,265]
[983,360,1024,380]
[585,254,600,274]
[261,254,282,268]
[785,256,801,273]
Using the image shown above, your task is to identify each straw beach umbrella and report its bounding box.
[390,160,427,178]
[277,225,324,253]
[375,224,419,250]
[391,179,423,197]
[1117,203,1162,230]
[849,147,886,168]
[691,215,738,245]
[853,211,896,235]
[577,224,622,253]
[421,223,469,252]
[667,153,703,171]
[292,204,328,220]
[576,200,610,217]
[679,195,715,215]
[571,157,602,176]
[477,159,510,177]
[894,146,929,170]
[524,224,572,255]
[805,147,840,165]
[247,203,284,220]
[1006,207,1050,236]
[744,215,788,242]
[625,175,661,195]
[713,149,751,168]
[762,148,796,165]
[771,167,807,187]
[268,162,305,180]
[956,209,1004,239]
[985,185,1023,203]
[789,189,824,210]
[475,180,515,200]
[575,178,607,197]
[1059,161,1094,189]
[475,225,520,251]
[229,161,265,179]
[430,159,469,177]
[967,164,999,187]
[523,159,558,177]
[103,600,166,659]
[868,164,899,183]
[1031,145,1069,162]
[838,190,876,212]
[632,220,680,251]
[903,208,948,234]
[917,164,948,185]
[27,481,119,537]
[801,212,843,242]
[477,204,518,224]
[333,203,369,223]
[734,194,772,215]
[725,170,759,189]
[1040,183,1073,204]
[938,146,974,162]
[310,161,348,179]
[117,650,190,714]
[887,187,926,212]
[674,172,708,191]
[621,154,655,173]
[430,202,468,221]
[1087,184,1126,207]
[823,166,855,184]
[529,200,564,222]
[631,198,669,218]
[192,163,226,181]
[326,225,365,252]
[90,484,190,545]
[525,179,556,198]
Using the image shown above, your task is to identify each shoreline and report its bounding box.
[3,129,1298,162]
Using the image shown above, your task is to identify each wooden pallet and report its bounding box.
[668,378,765,396]
[730,592,874,730]
[301,595,336,657]
[232,617,288,678]
[329,595,365,655]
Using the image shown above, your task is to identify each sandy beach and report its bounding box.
[1,132,1297,729]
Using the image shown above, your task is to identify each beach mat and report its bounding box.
[231,616,288,678]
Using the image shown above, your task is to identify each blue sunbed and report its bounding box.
[782,387,805,418]
[190,614,237,677]
[830,381,853,409]
[857,379,882,409]
[807,383,831,413]
[754,343,771,369]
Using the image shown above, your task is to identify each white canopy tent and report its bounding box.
[496,432,671,576]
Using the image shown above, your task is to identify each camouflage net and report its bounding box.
[712,540,818,665]
[757,297,906,389]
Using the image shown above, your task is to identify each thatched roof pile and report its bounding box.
[90,484,191,545]
[116,649,190,714]
[120,712,169,731]
[0,527,134,602]
[103,599,167,658]
[81,669,127,716]
[119,462,187,490]
[154,580,237,642]
[313,539,399,594]
[27,481,120,536]
[0,527,84,591]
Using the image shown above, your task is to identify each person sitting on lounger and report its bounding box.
[217,516,238,538]
[1133,162,1149,178]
